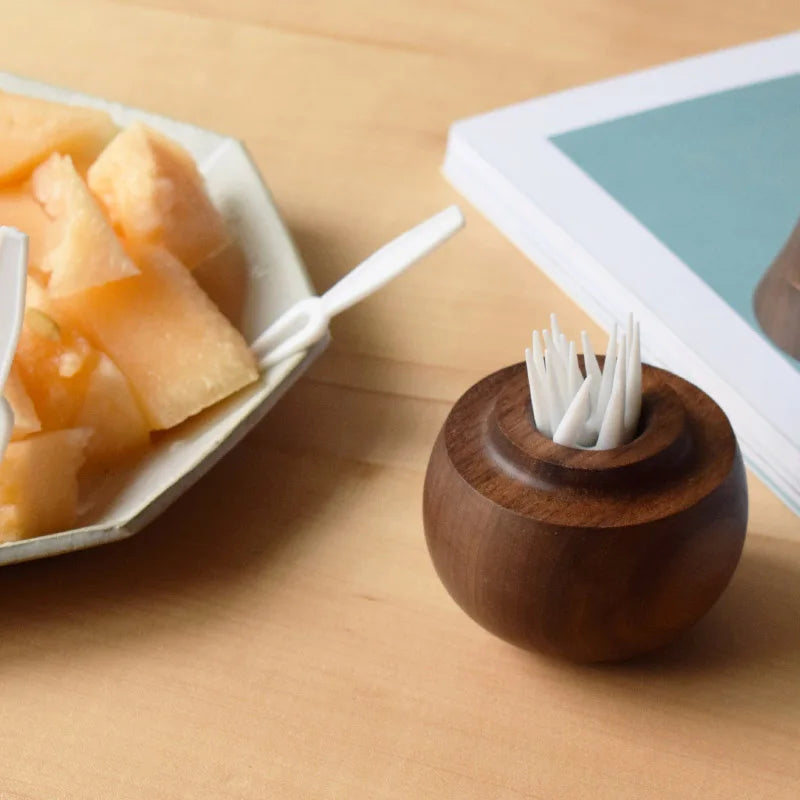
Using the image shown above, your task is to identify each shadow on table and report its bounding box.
[545,534,800,709]
[0,222,403,664]
[611,535,800,672]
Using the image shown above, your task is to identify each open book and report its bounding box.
[444,33,800,515]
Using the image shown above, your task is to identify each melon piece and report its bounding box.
[87,122,229,268]
[3,365,41,440]
[192,240,248,328]
[15,286,149,463]
[0,428,89,542]
[75,352,150,464]
[32,154,139,296]
[14,304,97,431]
[50,243,259,430]
[0,506,21,539]
[0,185,50,268]
[25,273,47,307]
[0,90,117,185]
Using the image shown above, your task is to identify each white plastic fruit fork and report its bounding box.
[0,207,465,465]
[524,312,642,450]
[0,227,28,462]
[251,205,464,367]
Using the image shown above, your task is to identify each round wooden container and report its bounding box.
[423,361,748,662]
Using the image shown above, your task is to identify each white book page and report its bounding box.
[449,33,800,451]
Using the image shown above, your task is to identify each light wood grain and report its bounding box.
[1,1,799,797]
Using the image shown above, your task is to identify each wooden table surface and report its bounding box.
[2,1,799,797]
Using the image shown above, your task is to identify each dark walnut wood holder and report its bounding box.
[423,360,748,663]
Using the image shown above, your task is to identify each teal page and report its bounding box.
[551,74,800,371]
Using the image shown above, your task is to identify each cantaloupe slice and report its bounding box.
[0,185,50,268]
[192,240,248,328]
[50,243,259,430]
[32,154,139,296]
[0,428,89,542]
[88,122,229,268]
[0,506,21,540]
[0,90,117,186]
[14,305,96,431]
[15,283,150,463]
[75,352,150,464]
[3,365,41,441]
[25,273,47,307]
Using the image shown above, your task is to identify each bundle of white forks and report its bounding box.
[525,314,642,450]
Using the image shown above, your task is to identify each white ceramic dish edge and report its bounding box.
[0,72,326,566]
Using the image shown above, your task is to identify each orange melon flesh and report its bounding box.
[3,365,41,440]
[32,154,139,297]
[0,506,22,539]
[0,90,117,186]
[25,273,47,307]
[50,243,258,430]
[75,352,150,464]
[14,305,97,431]
[15,282,150,463]
[0,428,89,542]
[192,240,248,329]
[88,122,229,268]
[0,185,50,268]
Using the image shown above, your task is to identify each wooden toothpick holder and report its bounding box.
[423,360,748,662]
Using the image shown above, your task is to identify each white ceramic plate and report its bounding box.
[0,73,327,566]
